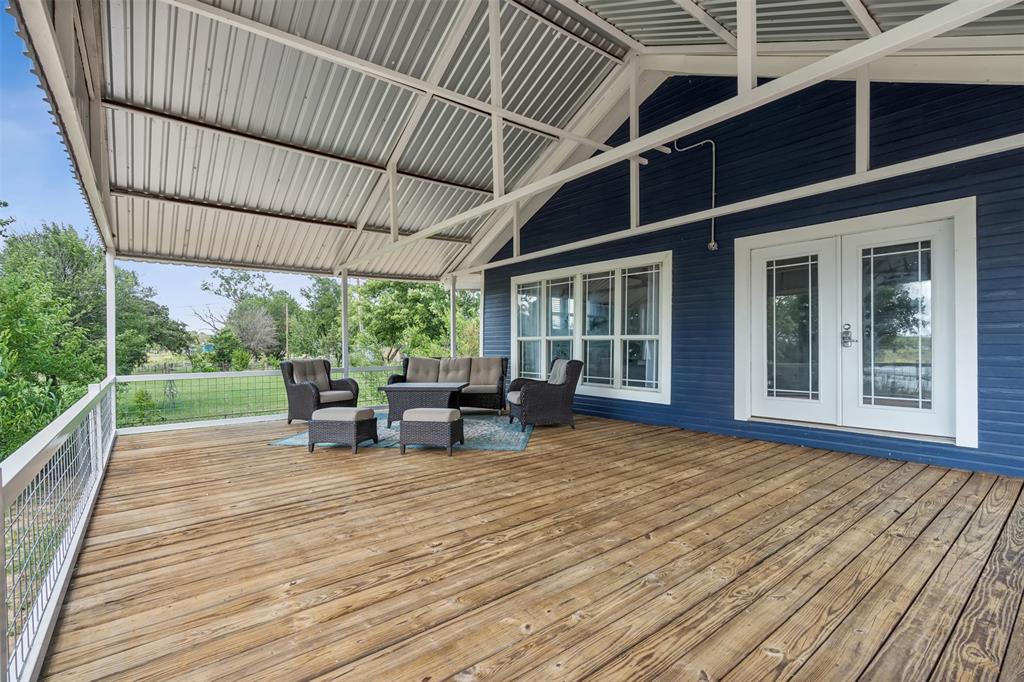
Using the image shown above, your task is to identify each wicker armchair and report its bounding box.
[280,359,359,423]
[507,359,583,431]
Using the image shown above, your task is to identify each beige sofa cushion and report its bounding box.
[406,357,440,382]
[292,359,331,392]
[469,357,503,386]
[319,390,354,403]
[403,408,461,422]
[311,406,375,421]
[462,384,497,394]
[438,357,472,383]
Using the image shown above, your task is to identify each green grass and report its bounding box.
[117,370,395,427]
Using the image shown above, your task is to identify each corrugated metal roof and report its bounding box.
[701,0,867,41]
[865,0,1024,36]
[579,0,724,46]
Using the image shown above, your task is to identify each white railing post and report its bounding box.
[105,251,117,429]
[1,467,8,682]
[340,271,350,378]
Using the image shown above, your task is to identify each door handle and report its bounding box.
[841,324,858,348]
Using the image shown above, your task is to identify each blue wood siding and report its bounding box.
[484,76,1024,477]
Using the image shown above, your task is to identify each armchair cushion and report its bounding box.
[291,359,331,392]
[320,390,355,403]
[469,357,503,386]
[407,357,440,382]
[438,357,472,383]
[547,358,570,385]
[506,390,521,405]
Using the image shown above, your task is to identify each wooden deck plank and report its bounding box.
[39,416,1024,680]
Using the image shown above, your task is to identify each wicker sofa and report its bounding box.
[387,356,508,411]
[280,359,359,423]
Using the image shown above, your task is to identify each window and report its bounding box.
[512,252,672,404]
[735,199,978,447]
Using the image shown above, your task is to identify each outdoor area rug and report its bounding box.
[270,412,533,452]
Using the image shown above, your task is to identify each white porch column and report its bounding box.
[449,275,458,358]
[105,250,116,377]
[737,0,757,93]
[855,66,871,173]
[340,271,350,377]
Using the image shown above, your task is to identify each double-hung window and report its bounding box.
[512,251,672,404]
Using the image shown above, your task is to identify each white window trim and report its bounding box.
[734,197,978,448]
[511,251,673,405]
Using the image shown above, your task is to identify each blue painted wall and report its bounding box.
[484,76,1024,477]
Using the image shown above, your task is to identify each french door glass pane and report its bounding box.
[547,278,574,337]
[862,241,933,409]
[766,255,819,400]
[518,340,542,379]
[584,272,614,335]
[517,283,541,337]
[584,340,613,385]
[623,266,660,335]
[623,339,659,389]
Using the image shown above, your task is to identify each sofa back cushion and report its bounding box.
[469,357,504,386]
[292,359,331,392]
[439,357,472,383]
[406,357,440,382]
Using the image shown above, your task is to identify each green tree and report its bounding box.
[0,200,13,239]
[291,277,341,361]
[208,328,244,369]
[201,268,274,303]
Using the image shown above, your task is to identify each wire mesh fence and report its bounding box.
[116,368,400,427]
[3,380,114,680]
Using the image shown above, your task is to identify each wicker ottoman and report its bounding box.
[399,408,465,456]
[309,407,378,454]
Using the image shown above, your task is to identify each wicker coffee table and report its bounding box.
[379,382,468,427]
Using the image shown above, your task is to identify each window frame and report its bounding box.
[734,198,978,448]
[510,251,673,405]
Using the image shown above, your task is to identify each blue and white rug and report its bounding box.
[270,413,533,452]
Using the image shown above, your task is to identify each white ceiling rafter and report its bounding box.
[843,0,884,36]
[671,0,737,47]
[342,0,1020,273]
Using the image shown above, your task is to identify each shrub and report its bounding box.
[230,348,253,372]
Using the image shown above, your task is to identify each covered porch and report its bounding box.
[42,417,1024,679]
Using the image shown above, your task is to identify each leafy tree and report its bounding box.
[208,328,244,369]
[227,299,278,356]
[201,268,274,303]
[291,277,341,361]
[0,200,13,239]
[230,348,253,371]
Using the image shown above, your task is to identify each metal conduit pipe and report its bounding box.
[672,138,718,251]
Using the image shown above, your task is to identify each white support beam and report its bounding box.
[641,53,1024,85]
[343,0,1016,272]
[164,0,624,155]
[856,66,871,173]
[512,201,521,257]
[843,0,883,37]
[488,0,506,199]
[629,56,640,229]
[340,271,350,376]
[449,275,458,358]
[671,0,737,48]
[548,0,647,55]
[387,167,399,243]
[452,133,1024,277]
[736,0,757,93]
[105,251,116,377]
[16,0,114,249]
[642,34,1024,56]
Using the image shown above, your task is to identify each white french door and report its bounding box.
[749,220,956,438]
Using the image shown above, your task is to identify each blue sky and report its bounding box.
[0,10,310,331]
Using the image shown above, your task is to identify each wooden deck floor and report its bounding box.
[42,416,1024,681]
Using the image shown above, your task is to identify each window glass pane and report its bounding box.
[518,340,542,379]
[766,255,819,400]
[584,272,614,336]
[623,340,659,389]
[517,282,540,337]
[548,339,573,365]
[862,241,932,409]
[547,278,574,337]
[584,340,613,385]
[623,266,660,336]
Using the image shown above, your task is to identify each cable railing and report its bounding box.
[115,366,400,429]
[2,377,116,682]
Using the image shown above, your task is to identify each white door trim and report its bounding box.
[734,197,978,447]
